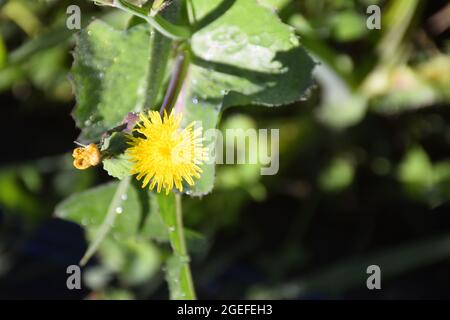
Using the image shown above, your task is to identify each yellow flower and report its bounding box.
[127,110,206,194]
[72,143,101,170]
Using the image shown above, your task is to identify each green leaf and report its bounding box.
[84,237,161,288]
[370,67,437,115]
[397,146,450,207]
[0,36,7,69]
[318,157,355,193]
[55,179,137,240]
[103,154,133,180]
[72,20,171,141]
[189,0,315,107]
[101,132,133,180]
[180,0,315,195]
[398,146,433,191]
[156,192,177,229]
[55,180,169,264]
[315,63,367,129]
[329,11,367,42]
[140,192,169,243]
[179,97,220,196]
[118,239,161,286]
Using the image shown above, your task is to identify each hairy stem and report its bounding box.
[160,48,190,116]
[157,193,196,299]
[111,0,190,40]
[174,193,196,299]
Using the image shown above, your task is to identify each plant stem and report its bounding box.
[157,193,196,299]
[112,0,190,40]
[174,193,196,299]
[160,48,190,116]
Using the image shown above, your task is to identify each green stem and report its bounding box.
[160,48,190,115]
[158,193,196,299]
[377,0,420,64]
[174,193,196,299]
[112,0,191,40]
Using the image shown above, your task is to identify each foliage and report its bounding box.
[0,0,449,300]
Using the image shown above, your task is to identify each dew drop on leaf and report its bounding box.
[179,255,190,264]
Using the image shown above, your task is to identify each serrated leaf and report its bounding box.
[189,0,315,107]
[55,181,168,246]
[55,180,137,239]
[179,0,315,195]
[72,20,171,141]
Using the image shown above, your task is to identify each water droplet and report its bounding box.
[250,35,261,45]
[84,119,92,126]
[121,194,128,201]
[87,30,92,36]
[168,226,175,232]
[82,217,89,226]
[192,98,199,104]
[289,34,299,46]
[98,72,104,79]
[179,255,190,264]
[115,207,123,214]
[230,29,246,43]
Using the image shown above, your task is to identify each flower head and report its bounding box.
[72,143,101,170]
[127,110,206,194]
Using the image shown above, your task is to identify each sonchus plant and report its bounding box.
[55,0,315,299]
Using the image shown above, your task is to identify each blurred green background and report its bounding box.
[0,0,449,299]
